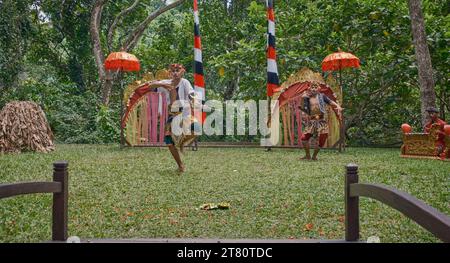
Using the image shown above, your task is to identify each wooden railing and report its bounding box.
[1,161,449,243]
[0,161,69,241]
[344,164,450,242]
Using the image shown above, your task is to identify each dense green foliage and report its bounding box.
[1,145,449,242]
[0,0,448,145]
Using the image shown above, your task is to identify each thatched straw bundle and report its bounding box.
[0,101,55,153]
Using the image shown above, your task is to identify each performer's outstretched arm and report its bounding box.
[324,95,343,120]
[330,100,343,118]
[146,81,174,91]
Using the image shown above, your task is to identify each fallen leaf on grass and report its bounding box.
[304,223,314,231]
[199,202,230,210]
[218,202,230,209]
[169,218,178,225]
[199,203,217,210]
[126,211,134,217]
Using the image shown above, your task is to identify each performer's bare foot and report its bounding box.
[299,156,311,160]
[178,164,185,173]
[311,157,318,161]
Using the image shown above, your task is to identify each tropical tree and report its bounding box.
[28,0,95,93]
[0,0,447,145]
[90,0,186,106]
[0,0,33,94]
[407,0,437,127]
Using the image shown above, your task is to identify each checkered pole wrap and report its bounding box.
[266,0,279,97]
[194,0,206,122]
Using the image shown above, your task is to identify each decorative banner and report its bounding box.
[266,0,279,97]
[194,0,206,122]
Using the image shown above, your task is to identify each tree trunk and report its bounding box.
[90,0,185,106]
[90,0,109,105]
[102,71,115,106]
[121,0,186,51]
[408,0,436,127]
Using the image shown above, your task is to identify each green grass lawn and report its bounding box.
[0,144,449,242]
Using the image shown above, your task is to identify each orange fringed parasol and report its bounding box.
[104,51,140,72]
[322,50,360,72]
[321,49,360,153]
[321,49,360,93]
[104,51,140,148]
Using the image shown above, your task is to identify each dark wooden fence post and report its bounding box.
[52,161,68,241]
[345,163,359,241]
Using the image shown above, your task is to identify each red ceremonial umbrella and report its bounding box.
[321,49,360,152]
[104,51,141,72]
[322,50,360,71]
[104,51,141,147]
[322,49,360,89]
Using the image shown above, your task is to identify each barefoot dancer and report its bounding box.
[299,82,343,161]
[147,64,200,172]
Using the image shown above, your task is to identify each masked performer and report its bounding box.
[299,82,343,161]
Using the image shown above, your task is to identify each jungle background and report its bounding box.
[0,0,448,146]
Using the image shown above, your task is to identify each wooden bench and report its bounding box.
[1,162,449,242]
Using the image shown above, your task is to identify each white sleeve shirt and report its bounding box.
[155,78,195,114]
[173,78,195,109]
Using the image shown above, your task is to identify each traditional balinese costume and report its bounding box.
[300,93,333,147]
[162,78,200,151]
[424,117,447,157]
